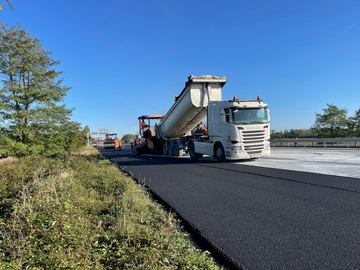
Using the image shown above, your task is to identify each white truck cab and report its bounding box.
[195,97,270,161]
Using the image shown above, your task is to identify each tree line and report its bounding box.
[271,104,360,139]
[0,24,87,157]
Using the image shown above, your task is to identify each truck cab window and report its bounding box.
[224,108,230,123]
[232,107,269,124]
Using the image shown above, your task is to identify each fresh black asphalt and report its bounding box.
[99,146,360,270]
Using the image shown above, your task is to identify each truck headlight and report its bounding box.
[230,146,241,151]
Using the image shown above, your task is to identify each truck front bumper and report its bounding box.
[225,144,271,160]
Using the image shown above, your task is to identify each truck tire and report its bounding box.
[188,141,203,160]
[214,143,226,162]
[163,143,168,156]
[173,143,180,157]
[168,142,174,156]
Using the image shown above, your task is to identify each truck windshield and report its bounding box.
[232,107,269,125]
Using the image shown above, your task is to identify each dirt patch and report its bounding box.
[0,157,17,165]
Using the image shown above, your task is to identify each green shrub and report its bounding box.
[0,137,64,158]
[0,148,223,269]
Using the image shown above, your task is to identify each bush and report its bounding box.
[0,137,62,158]
[0,148,222,269]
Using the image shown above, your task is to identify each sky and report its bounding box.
[1,0,359,138]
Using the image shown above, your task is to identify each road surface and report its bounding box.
[243,147,360,179]
[99,146,360,269]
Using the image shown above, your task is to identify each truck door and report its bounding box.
[208,106,230,140]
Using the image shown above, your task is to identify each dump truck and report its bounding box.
[135,75,270,161]
[103,133,122,150]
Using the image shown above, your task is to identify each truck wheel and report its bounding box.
[188,142,197,159]
[214,143,226,162]
[163,143,168,156]
[173,143,180,157]
[168,142,174,156]
[188,142,203,160]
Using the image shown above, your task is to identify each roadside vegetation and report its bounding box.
[0,146,223,269]
[0,23,86,158]
[271,103,360,139]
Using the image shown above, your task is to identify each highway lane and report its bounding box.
[242,147,360,179]
[99,146,360,270]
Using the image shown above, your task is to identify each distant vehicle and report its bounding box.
[103,133,122,150]
[133,115,164,154]
[91,140,98,147]
[134,75,270,161]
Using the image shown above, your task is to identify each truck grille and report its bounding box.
[240,128,266,154]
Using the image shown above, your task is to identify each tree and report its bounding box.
[122,133,136,143]
[0,24,77,156]
[0,0,13,11]
[312,104,349,138]
[353,109,360,137]
[60,123,89,152]
[270,128,315,139]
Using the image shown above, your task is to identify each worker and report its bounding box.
[143,125,152,139]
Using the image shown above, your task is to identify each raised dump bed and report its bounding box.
[157,75,227,140]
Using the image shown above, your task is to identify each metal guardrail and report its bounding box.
[269,138,360,148]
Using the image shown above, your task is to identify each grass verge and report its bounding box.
[0,147,223,269]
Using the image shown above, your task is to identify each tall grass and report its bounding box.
[0,147,223,269]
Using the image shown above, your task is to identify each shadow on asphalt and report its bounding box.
[99,146,214,167]
[98,146,254,168]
